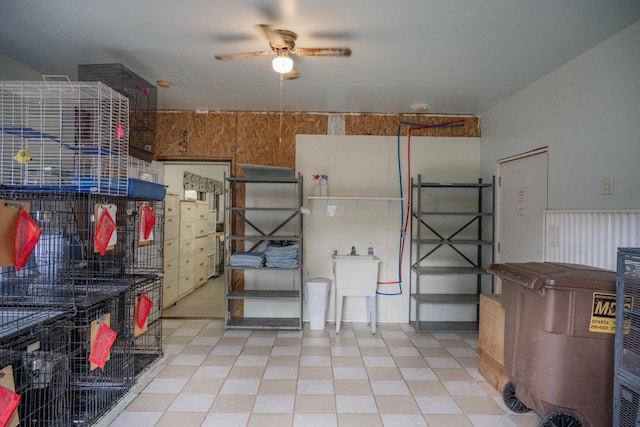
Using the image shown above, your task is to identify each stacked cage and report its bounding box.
[615,248,640,426]
[131,275,163,377]
[125,198,165,275]
[67,194,135,302]
[0,80,129,195]
[0,321,72,426]
[78,64,157,163]
[125,197,164,376]
[64,194,164,424]
[68,288,134,426]
[0,189,78,339]
[1,80,166,424]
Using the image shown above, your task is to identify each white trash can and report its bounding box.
[304,277,332,330]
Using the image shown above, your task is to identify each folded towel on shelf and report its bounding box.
[230,251,265,268]
[265,242,299,268]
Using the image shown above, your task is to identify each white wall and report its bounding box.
[297,135,480,324]
[0,54,42,80]
[481,21,640,209]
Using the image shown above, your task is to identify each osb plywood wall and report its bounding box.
[155,111,479,175]
[155,111,478,317]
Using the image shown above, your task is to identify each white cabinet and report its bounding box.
[176,200,210,299]
[163,193,180,308]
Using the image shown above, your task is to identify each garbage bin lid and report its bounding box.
[487,262,616,291]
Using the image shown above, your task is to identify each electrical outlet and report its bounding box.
[601,177,614,195]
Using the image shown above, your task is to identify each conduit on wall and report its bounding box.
[376,120,466,296]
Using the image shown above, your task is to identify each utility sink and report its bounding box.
[332,253,381,334]
[332,255,381,293]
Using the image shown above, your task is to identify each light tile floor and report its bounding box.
[104,320,542,427]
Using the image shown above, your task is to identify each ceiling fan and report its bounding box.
[214,24,352,79]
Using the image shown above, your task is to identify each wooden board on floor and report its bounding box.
[478,348,509,392]
[479,294,505,364]
[479,293,508,391]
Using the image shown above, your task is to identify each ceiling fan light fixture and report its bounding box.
[272,55,294,74]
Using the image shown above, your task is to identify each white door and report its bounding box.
[496,149,548,271]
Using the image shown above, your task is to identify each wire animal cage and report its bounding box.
[65,194,138,304]
[0,321,71,426]
[68,288,134,426]
[78,64,157,163]
[0,79,129,195]
[615,248,640,426]
[128,157,161,183]
[124,198,164,275]
[0,190,153,312]
[0,189,79,340]
[131,275,163,377]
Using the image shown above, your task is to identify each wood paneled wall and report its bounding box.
[155,111,479,174]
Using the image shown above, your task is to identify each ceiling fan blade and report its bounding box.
[214,51,272,61]
[259,24,297,50]
[284,63,301,80]
[258,24,280,45]
[292,47,352,57]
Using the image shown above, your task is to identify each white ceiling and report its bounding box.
[1,1,639,115]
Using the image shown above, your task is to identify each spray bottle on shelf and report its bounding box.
[320,175,329,197]
[313,174,321,197]
[368,243,374,256]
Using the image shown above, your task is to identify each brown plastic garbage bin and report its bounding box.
[488,262,617,427]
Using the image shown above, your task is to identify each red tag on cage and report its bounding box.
[135,293,153,329]
[14,208,42,270]
[88,323,117,369]
[142,204,156,240]
[0,385,20,426]
[94,208,116,256]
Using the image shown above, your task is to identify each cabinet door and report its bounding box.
[194,236,208,257]
[179,256,195,277]
[178,272,195,296]
[165,194,180,217]
[195,252,208,272]
[179,222,194,240]
[164,238,179,261]
[195,201,209,221]
[180,202,196,222]
[180,240,195,258]
[164,216,180,240]
[163,279,178,308]
[194,267,208,286]
[194,219,208,238]
[164,258,179,283]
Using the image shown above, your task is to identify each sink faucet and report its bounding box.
[350,246,357,256]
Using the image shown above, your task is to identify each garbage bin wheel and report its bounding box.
[540,410,582,427]
[502,380,530,413]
